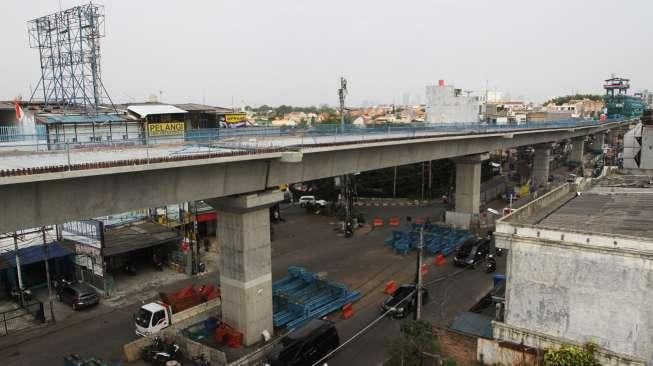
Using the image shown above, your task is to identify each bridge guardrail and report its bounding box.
[0,118,630,177]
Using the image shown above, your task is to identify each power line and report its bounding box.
[312,289,416,366]
[311,267,471,365]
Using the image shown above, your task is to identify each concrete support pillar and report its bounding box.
[567,137,585,164]
[446,153,488,228]
[532,144,552,188]
[589,133,605,153]
[206,191,283,346]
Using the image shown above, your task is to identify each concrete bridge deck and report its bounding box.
[0,118,634,234]
[0,119,625,174]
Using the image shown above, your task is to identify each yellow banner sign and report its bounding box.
[225,113,247,124]
[148,122,185,136]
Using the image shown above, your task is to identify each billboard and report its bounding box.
[61,220,102,248]
[148,122,185,136]
[224,113,247,124]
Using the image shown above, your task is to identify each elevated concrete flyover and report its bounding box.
[0,119,634,234]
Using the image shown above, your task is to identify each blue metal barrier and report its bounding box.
[384,224,472,256]
[272,267,361,329]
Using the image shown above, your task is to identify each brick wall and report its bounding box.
[436,327,478,365]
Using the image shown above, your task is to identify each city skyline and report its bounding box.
[0,0,651,108]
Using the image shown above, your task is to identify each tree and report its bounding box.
[544,94,603,106]
[386,320,439,366]
[544,343,601,366]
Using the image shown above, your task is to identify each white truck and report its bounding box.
[134,284,220,336]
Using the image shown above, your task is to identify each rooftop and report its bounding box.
[173,103,232,113]
[500,173,653,241]
[127,104,187,118]
[539,190,653,239]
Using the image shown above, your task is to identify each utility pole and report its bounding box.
[42,227,55,323]
[428,161,432,200]
[414,224,424,320]
[421,162,425,202]
[393,166,397,198]
[338,77,353,237]
[13,233,25,306]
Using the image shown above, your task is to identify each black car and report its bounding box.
[265,319,339,366]
[58,281,100,310]
[453,237,491,268]
[381,284,429,318]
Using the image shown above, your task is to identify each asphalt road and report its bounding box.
[0,202,501,366]
[328,258,505,366]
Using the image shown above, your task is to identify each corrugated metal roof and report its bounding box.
[37,113,134,124]
[127,104,187,118]
[102,221,181,256]
[449,312,493,339]
[0,101,16,111]
[174,103,232,113]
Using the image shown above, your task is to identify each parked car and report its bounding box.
[265,319,339,366]
[58,281,100,310]
[298,196,316,207]
[566,174,578,183]
[380,284,429,318]
[453,237,491,268]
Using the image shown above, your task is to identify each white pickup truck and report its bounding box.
[134,298,221,336]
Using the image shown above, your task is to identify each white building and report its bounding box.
[485,175,653,365]
[425,80,479,123]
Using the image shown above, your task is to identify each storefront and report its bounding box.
[0,239,72,297]
[60,217,183,296]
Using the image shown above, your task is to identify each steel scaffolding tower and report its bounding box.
[27,3,114,113]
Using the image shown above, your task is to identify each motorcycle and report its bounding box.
[142,337,181,365]
[124,262,137,276]
[192,354,210,366]
[485,254,497,273]
[152,254,164,271]
[495,248,504,257]
[344,219,354,238]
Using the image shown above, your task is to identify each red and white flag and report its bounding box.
[13,99,24,121]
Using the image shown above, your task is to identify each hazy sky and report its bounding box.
[1,0,651,107]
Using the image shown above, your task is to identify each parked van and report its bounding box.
[265,319,339,366]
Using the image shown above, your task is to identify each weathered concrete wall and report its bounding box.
[477,338,538,366]
[502,238,653,363]
[497,183,574,229]
[492,322,646,366]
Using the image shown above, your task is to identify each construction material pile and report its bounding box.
[159,283,220,313]
[384,223,472,255]
[273,267,361,329]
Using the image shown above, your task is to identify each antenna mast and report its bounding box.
[338,77,348,128]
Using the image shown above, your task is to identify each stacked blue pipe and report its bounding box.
[272,267,361,329]
[384,224,472,256]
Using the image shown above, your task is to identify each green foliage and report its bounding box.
[386,320,439,366]
[543,343,601,366]
[442,358,458,366]
[544,94,603,106]
[249,104,338,119]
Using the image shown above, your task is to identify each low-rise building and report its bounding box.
[486,175,653,365]
[426,80,480,123]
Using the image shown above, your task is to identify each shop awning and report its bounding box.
[0,242,72,270]
[102,221,181,256]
